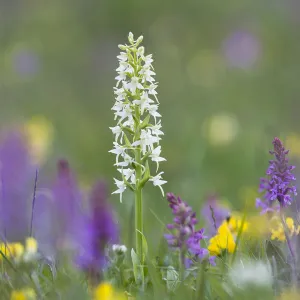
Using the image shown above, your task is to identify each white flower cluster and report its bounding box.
[112,244,127,254]
[229,260,272,288]
[110,32,166,202]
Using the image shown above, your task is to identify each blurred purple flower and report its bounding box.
[222,30,261,69]
[256,137,297,213]
[0,132,35,241]
[13,49,41,77]
[32,190,57,258]
[201,194,230,236]
[51,160,84,248]
[165,193,213,267]
[77,181,119,274]
[50,160,119,274]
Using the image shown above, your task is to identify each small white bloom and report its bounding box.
[112,178,127,202]
[132,129,160,154]
[114,87,126,101]
[123,115,135,129]
[116,61,134,75]
[147,83,158,102]
[151,122,164,136]
[115,71,127,86]
[150,172,167,195]
[109,142,127,164]
[127,65,135,74]
[116,61,129,72]
[118,168,136,184]
[117,52,128,62]
[139,66,156,83]
[109,125,123,142]
[115,103,133,122]
[126,76,144,94]
[148,104,162,122]
[129,173,136,184]
[112,101,125,120]
[112,244,127,254]
[150,146,166,171]
[111,100,123,112]
[115,153,134,167]
[144,54,153,66]
[229,260,272,288]
[132,92,154,115]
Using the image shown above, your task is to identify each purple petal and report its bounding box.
[0,132,34,241]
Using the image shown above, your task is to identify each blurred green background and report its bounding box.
[1,0,300,245]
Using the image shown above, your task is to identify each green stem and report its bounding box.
[135,151,143,263]
[280,209,297,288]
[132,48,144,268]
[179,249,185,282]
[134,97,144,264]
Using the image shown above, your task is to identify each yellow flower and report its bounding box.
[0,243,24,261]
[286,218,300,234]
[24,115,53,164]
[11,243,25,261]
[0,243,14,258]
[208,214,247,256]
[0,237,38,263]
[25,238,38,254]
[208,223,236,255]
[10,288,36,300]
[94,283,113,300]
[23,237,38,262]
[226,214,248,235]
[93,282,126,300]
[271,217,300,242]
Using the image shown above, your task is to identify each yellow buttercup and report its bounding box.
[208,214,247,256]
[271,217,300,242]
[93,282,127,300]
[0,237,38,263]
[10,288,36,300]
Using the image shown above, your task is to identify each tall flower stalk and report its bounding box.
[256,137,297,213]
[110,32,166,263]
[256,137,297,286]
